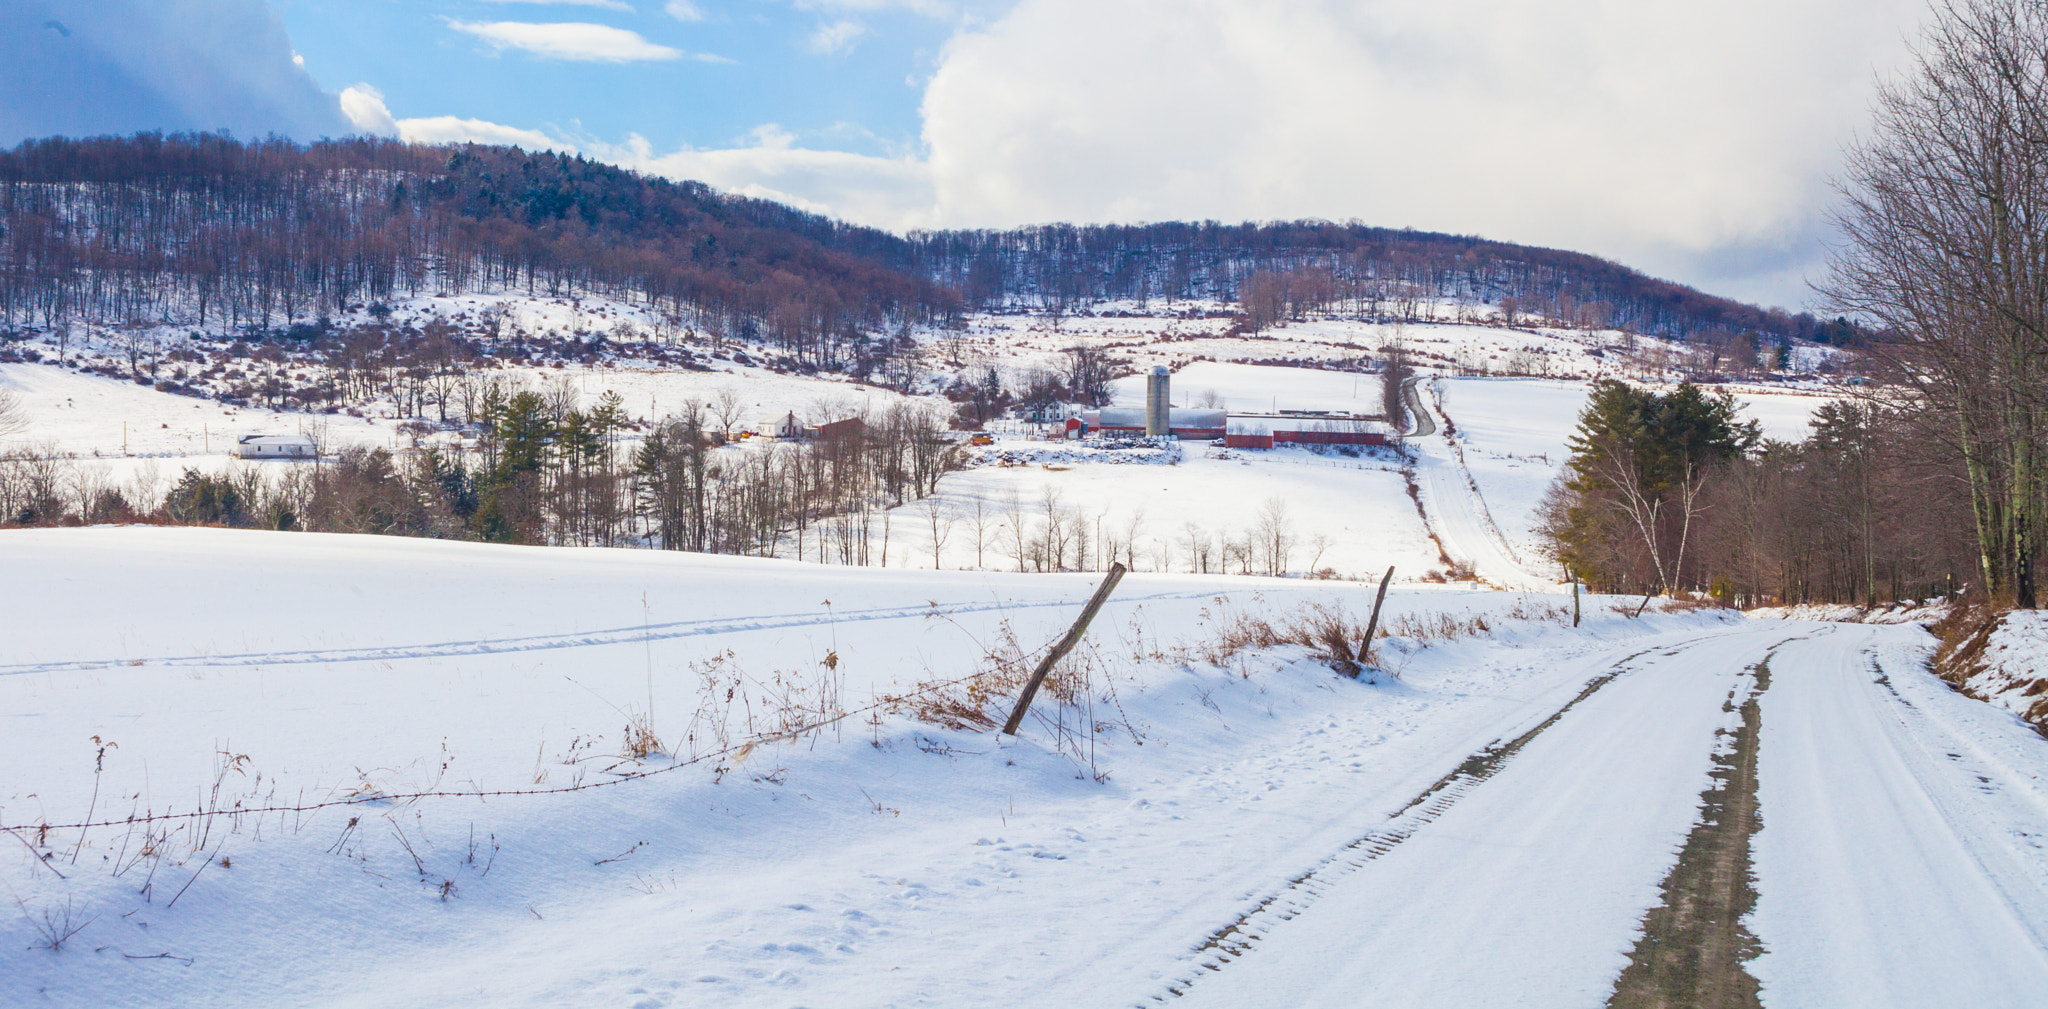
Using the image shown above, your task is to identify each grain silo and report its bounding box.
[1145,366,1171,437]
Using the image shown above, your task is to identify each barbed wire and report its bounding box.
[1,660,1028,835]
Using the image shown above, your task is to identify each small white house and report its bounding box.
[236,434,318,460]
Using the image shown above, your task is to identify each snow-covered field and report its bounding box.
[1,527,1711,1006]
[1108,360,1383,415]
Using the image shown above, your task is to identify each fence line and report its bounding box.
[1,660,1022,835]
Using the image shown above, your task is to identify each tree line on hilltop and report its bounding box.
[909,222,1856,347]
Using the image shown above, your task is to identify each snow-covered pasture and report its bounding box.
[926,442,1435,579]
[1,526,1728,1008]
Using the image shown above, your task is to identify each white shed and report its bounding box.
[236,434,318,460]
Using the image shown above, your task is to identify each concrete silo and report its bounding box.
[1145,366,1171,437]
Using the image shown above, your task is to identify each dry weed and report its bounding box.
[620,713,662,760]
[1177,597,1376,674]
[1382,611,1493,643]
[16,896,93,951]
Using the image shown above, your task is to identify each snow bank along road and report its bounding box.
[6,530,2048,1007]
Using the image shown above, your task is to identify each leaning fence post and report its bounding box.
[1361,566,1394,662]
[1002,563,1127,736]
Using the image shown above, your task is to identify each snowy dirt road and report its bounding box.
[1405,380,1550,590]
[1173,621,2048,1009]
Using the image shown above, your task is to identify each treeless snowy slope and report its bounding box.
[921,445,1439,580]
[1433,378,1585,563]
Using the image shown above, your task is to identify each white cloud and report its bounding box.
[338,84,399,137]
[914,0,1927,308]
[483,0,636,10]
[664,0,705,21]
[396,115,580,154]
[592,128,936,230]
[1,0,351,145]
[793,0,956,15]
[806,19,867,55]
[448,20,684,62]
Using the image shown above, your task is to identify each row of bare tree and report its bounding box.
[0,393,964,559]
[1819,0,2048,608]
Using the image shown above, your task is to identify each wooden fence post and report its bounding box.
[1361,566,1394,663]
[1002,563,1127,736]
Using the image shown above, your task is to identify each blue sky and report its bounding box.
[275,0,971,159]
[4,0,1936,312]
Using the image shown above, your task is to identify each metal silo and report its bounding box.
[1145,366,1171,437]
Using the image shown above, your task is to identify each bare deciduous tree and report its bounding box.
[711,385,747,442]
[1821,0,2048,606]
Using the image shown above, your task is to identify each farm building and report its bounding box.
[1079,407,1228,440]
[1224,414,1389,450]
[236,434,318,459]
[774,415,865,442]
[811,417,866,442]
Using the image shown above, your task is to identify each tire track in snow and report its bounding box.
[1155,635,1725,1002]
[0,589,1217,677]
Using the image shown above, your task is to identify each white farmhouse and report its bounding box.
[236,434,318,460]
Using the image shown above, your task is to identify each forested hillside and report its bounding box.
[0,133,955,369]
[909,222,1852,344]
[0,133,1832,358]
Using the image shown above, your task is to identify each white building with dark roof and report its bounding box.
[236,434,318,460]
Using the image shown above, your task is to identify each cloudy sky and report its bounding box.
[3,0,1932,309]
